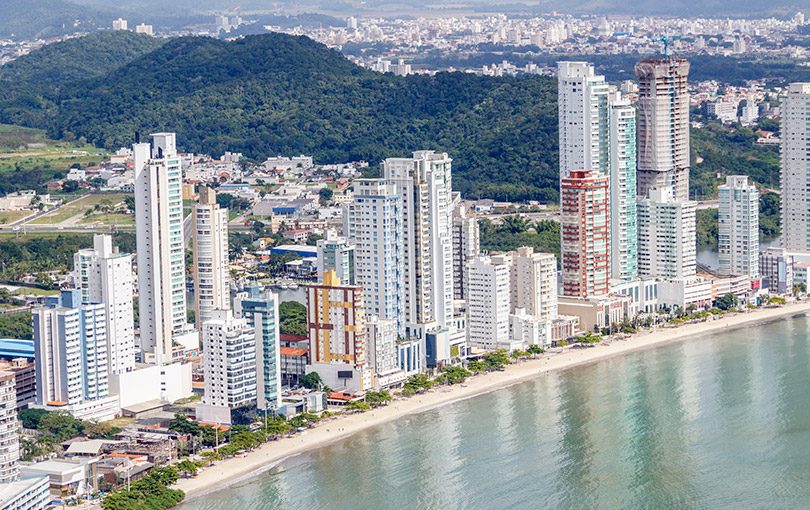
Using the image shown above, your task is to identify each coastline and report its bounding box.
[175,301,810,502]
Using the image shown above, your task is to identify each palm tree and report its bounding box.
[501,215,531,234]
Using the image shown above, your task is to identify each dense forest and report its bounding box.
[0,33,559,203]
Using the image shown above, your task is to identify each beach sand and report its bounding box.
[176,301,810,501]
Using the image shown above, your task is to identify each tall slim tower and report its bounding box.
[635,58,691,201]
[560,170,610,298]
[452,199,479,301]
[382,151,454,331]
[74,234,136,375]
[193,186,230,330]
[133,133,188,364]
[557,62,609,184]
[608,90,638,281]
[0,371,19,482]
[350,179,405,335]
[781,83,810,252]
[238,287,282,412]
[718,176,759,278]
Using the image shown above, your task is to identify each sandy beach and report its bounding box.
[175,301,810,501]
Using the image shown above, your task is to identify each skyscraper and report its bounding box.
[0,371,19,483]
[451,200,479,301]
[510,247,558,322]
[237,288,281,412]
[718,176,759,278]
[197,310,256,424]
[306,269,370,392]
[467,255,511,350]
[349,179,405,335]
[193,187,230,331]
[557,62,609,184]
[635,58,691,201]
[133,133,188,364]
[608,90,638,281]
[781,83,810,252]
[560,170,610,298]
[637,186,697,279]
[73,235,136,375]
[382,151,454,331]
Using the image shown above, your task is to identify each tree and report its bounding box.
[483,349,510,369]
[364,390,392,406]
[168,414,200,436]
[715,293,739,311]
[436,366,471,384]
[37,411,84,441]
[795,283,806,294]
[300,372,329,393]
[527,344,545,356]
[403,374,433,392]
[279,301,307,336]
[467,360,486,372]
[346,400,370,411]
[176,459,197,478]
[501,215,531,234]
[318,187,333,205]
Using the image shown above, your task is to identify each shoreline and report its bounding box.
[175,301,810,502]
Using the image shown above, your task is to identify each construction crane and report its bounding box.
[651,33,681,59]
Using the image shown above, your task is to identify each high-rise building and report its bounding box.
[637,186,697,279]
[561,170,610,298]
[365,315,402,388]
[0,371,19,482]
[608,90,638,281]
[510,247,558,321]
[32,291,118,421]
[467,255,511,350]
[305,269,370,392]
[237,288,281,412]
[316,229,355,285]
[197,310,256,424]
[759,247,794,294]
[112,18,127,30]
[718,176,759,278]
[635,58,691,201]
[133,133,189,364]
[349,179,404,335]
[382,151,454,331]
[73,235,136,375]
[193,187,230,331]
[452,199,479,301]
[135,24,153,35]
[557,62,609,184]
[781,83,810,252]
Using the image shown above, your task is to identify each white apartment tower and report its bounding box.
[635,58,691,201]
[133,132,188,364]
[201,310,257,410]
[0,371,19,483]
[193,187,230,331]
[510,247,558,322]
[382,151,454,331]
[557,61,609,184]
[349,179,405,335]
[781,83,810,252]
[316,229,355,285]
[718,176,759,278]
[452,199,479,301]
[608,90,638,281]
[467,255,511,350]
[74,234,136,375]
[637,186,697,279]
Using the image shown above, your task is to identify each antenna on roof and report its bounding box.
[135,131,140,144]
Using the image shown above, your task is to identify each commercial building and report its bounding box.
[193,187,230,331]
[0,474,49,510]
[558,294,634,334]
[133,132,192,364]
[637,186,696,279]
[305,270,371,392]
[557,62,609,184]
[718,176,759,278]
[608,90,638,281]
[236,288,282,412]
[32,291,119,421]
[781,83,810,252]
[196,310,257,425]
[467,255,511,350]
[759,247,794,294]
[316,230,355,285]
[73,235,136,375]
[561,170,610,298]
[635,58,691,201]
[0,359,36,410]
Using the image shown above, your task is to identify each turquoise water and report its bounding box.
[181,313,810,510]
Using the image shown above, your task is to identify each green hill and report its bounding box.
[0,31,166,85]
[0,0,111,40]
[0,33,559,202]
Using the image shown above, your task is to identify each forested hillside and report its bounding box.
[0,33,560,202]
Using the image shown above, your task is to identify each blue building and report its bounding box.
[237,287,282,411]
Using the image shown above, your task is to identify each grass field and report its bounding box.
[0,211,33,225]
[30,193,128,225]
[11,287,59,297]
[79,213,135,225]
